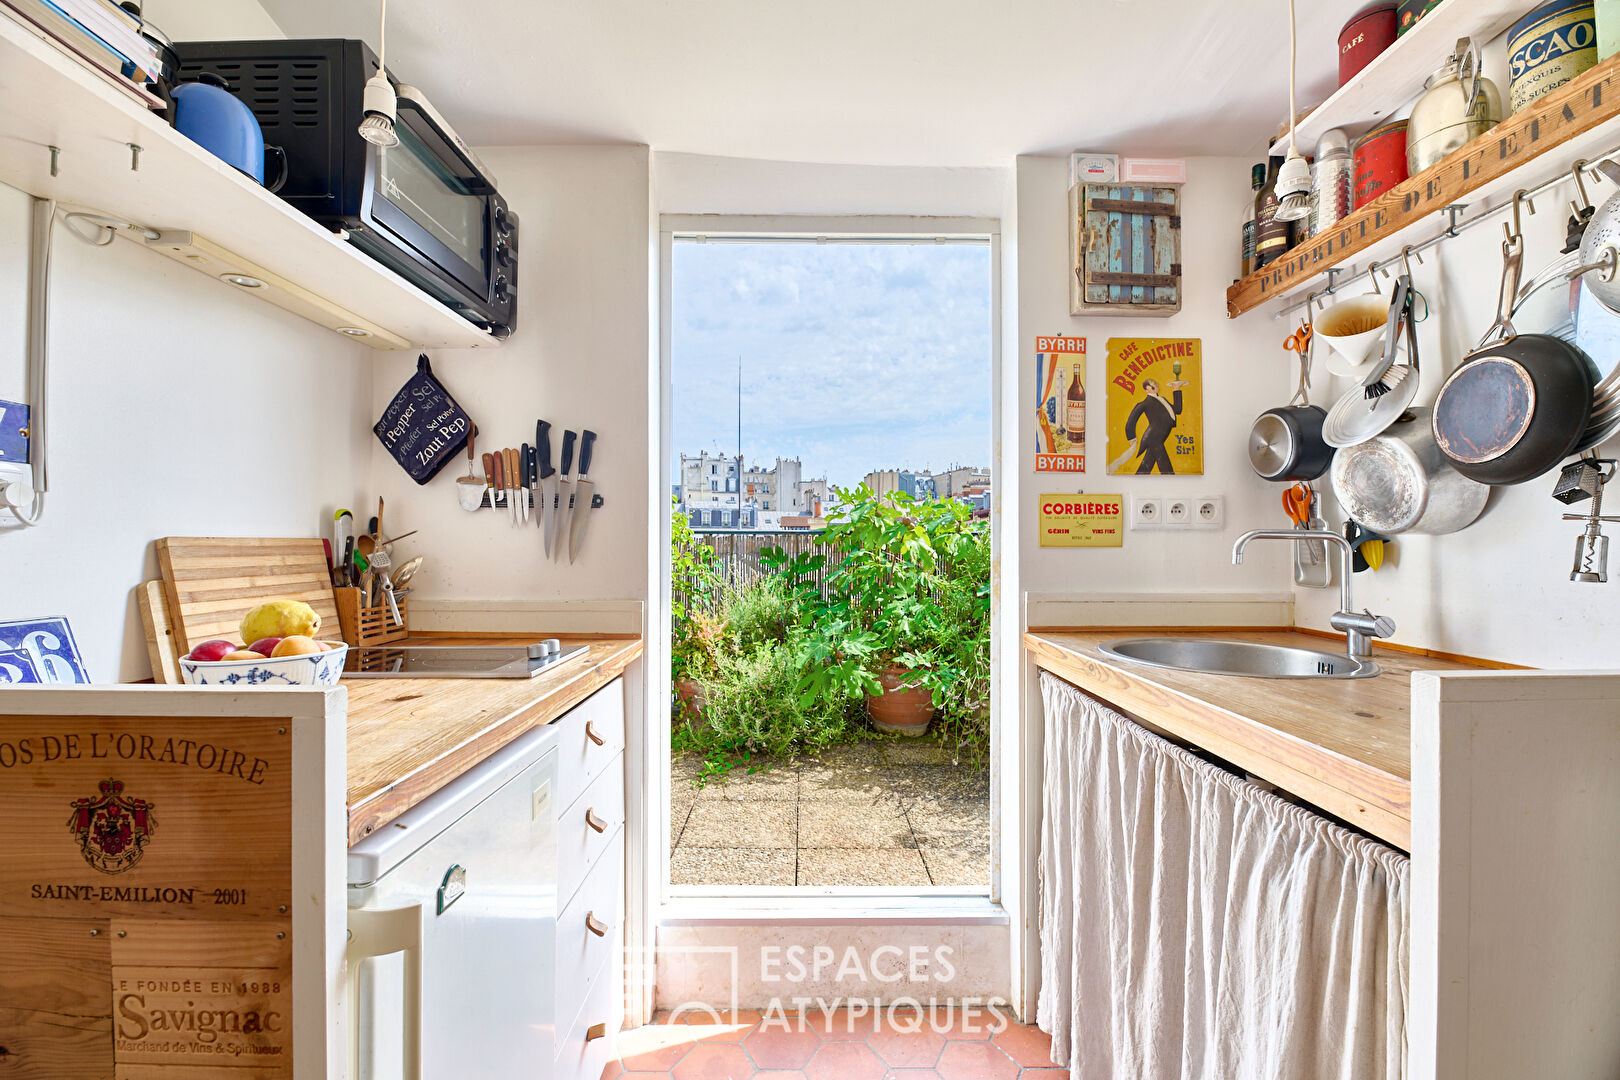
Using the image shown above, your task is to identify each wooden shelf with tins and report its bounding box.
[1227,52,1620,320]
[0,10,500,351]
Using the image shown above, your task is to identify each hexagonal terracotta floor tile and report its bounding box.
[672,1042,754,1080]
[934,1040,1018,1080]
[990,1023,1055,1067]
[617,1022,699,1072]
[881,1071,944,1080]
[753,1072,808,1080]
[802,1008,878,1042]
[680,1007,763,1043]
[868,1025,945,1069]
[600,1060,624,1079]
[743,1023,821,1069]
[1020,1070,1071,1079]
[804,1041,887,1080]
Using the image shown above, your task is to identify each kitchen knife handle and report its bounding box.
[482,452,494,487]
[578,429,597,477]
[537,420,554,478]
[560,429,577,476]
[527,444,537,486]
[520,442,531,490]
[491,450,504,500]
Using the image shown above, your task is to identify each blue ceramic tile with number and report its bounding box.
[0,618,89,683]
[0,649,41,684]
[0,399,28,463]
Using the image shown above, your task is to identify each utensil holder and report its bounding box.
[335,587,409,647]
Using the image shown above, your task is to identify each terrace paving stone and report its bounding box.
[881,738,959,765]
[693,766,798,801]
[682,800,795,848]
[796,763,897,804]
[669,847,795,886]
[888,764,990,803]
[918,845,992,887]
[797,800,915,850]
[797,847,930,887]
[904,797,989,848]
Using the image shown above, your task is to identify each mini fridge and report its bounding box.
[347,725,559,1079]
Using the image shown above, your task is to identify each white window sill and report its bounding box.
[661,890,1005,926]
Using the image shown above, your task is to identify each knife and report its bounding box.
[555,429,576,562]
[519,442,531,525]
[527,444,539,528]
[482,452,496,512]
[504,448,520,526]
[491,450,506,518]
[537,421,558,556]
[569,430,598,564]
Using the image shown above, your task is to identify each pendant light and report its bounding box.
[1274,0,1313,222]
[358,0,399,148]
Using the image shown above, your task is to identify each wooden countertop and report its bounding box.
[1025,629,1488,851]
[343,634,642,844]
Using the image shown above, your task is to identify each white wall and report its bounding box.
[1295,165,1620,667]
[1015,155,1290,611]
[0,0,383,683]
[655,153,1008,219]
[368,146,653,624]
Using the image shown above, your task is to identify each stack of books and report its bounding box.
[2,0,165,108]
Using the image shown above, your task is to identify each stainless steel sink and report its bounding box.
[1098,637,1381,680]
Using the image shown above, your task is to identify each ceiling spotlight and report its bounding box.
[337,326,373,337]
[220,273,265,288]
[358,0,398,148]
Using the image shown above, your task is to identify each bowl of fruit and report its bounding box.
[179,600,348,687]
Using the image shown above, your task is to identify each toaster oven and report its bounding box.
[174,39,517,339]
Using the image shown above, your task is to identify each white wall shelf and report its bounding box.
[1268,0,1528,157]
[0,11,500,351]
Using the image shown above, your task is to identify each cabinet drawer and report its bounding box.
[555,678,625,812]
[556,829,623,1035]
[554,941,620,1080]
[558,753,624,910]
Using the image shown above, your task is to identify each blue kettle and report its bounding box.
[172,72,287,191]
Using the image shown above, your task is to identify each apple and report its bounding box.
[317,641,338,651]
[187,639,236,663]
[271,635,322,657]
[247,637,283,657]
[221,649,263,661]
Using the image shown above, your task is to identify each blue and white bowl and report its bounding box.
[179,643,348,687]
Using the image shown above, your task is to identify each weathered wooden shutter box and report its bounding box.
[1069,183,1183,317]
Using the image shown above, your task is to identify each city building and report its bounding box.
[935,466,990,498]
[680,452,831,530]
[864,469,937,502]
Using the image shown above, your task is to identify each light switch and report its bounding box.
[531,780,552,822]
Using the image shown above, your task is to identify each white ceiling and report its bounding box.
[255,0,1358,166]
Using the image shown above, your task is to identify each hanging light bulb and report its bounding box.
[358,0,398,147]
[1274,0,1313,222]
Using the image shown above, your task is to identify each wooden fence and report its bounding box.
[693,530,832,595]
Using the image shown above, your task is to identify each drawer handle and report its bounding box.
[585,808,607,833]
[585,911,608,937]
[586,1022,607,1043]
[585,720,605,746]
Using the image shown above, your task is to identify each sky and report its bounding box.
[671,240,992,492]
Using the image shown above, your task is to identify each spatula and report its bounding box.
[457,425,484,511]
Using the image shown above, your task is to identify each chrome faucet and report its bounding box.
[1232,529,1396,660]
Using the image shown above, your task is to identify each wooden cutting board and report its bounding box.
[155,537,342,654]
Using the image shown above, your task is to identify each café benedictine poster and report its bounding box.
[1034,336,1085,472]
[1105,338,1203,476]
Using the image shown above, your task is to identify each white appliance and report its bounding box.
[347,725,560,1079]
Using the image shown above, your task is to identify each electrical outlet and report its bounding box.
[1195,495,1225,527]
[1165,498,1191,525]
[1131,496,1163,529]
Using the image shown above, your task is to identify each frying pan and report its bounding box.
[1433,205,1594,485]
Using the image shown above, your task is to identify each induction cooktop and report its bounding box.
[343,639,588,679]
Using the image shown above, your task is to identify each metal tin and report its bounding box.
[1339,2,1399,87]
[1352,119,1409,209]
[1407,39,1504,174]
[1308,129,1353,237]
[1397,0,1443,36]
[1508,0,1598,113]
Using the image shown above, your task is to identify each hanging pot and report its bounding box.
[1331,407,1488,534]
[1432,212,1595,485]
[1249,405,1333,481]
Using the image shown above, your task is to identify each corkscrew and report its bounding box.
[1555,457,1618,583]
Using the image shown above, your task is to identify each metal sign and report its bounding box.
[1038,494,1124,547]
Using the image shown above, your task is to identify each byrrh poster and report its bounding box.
[1034,336,1086,472]
[1105,338,1203,476]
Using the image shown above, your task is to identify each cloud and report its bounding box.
[672,241,992,489]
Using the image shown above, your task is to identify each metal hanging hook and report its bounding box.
[1571,159,1593,213]
[47,145,59,178]
[1365,260,1384,293]
[1506,188,1535,244]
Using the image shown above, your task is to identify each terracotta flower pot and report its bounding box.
[673,678,707,724]
[866,667,935,736]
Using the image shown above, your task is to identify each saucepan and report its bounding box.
[1432,193,1594,486]
[1331,406,1488,534]
[1249,315,1335,482]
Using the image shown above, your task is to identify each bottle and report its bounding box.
[1254,156,1293,269]
[1308,129,1353,239]
[1066,363,1086,444]
[1241,163,1265,276]
[1053,367,1067,439]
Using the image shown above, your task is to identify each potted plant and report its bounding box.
[775,485,987,736]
